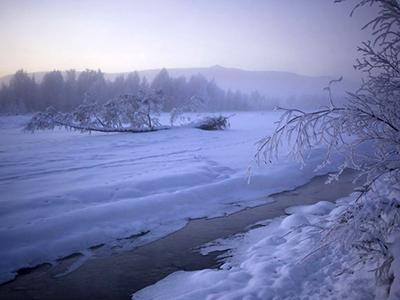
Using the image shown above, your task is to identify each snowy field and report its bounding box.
[0,112,340,284]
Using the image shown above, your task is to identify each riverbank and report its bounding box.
[0,170,357,300]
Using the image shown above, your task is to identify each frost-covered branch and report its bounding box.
[258,0,400,292]
[256,105,347,166]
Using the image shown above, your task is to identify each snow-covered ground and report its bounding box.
[0,112,340,284]
[132,198,378,300]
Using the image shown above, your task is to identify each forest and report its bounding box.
[0,68,272,114]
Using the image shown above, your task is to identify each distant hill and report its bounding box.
[0,65,359,101]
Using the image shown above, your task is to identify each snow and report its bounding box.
[132,198,377,300]
[285,201,335,216]
[0,112,341,283]
[389,234,400,300]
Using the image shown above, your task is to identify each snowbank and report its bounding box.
[132,199,378,300]
[0,112,341,283]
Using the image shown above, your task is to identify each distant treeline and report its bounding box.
[0,69,276,114]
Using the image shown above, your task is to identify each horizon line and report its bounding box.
[0,65,344,82]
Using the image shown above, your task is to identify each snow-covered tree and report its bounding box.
[63,70,79,111]
[3,70,38,113]
[25,91,164,133]
[169,95,205,126]
[76,69,108,104]
[257,0,400,296]
[124,72,141,95]
[40,71,65,110]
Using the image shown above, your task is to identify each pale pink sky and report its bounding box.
[0,0,376,78]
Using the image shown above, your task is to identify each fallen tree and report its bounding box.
[25,92,230,133]
[26,92,164,133]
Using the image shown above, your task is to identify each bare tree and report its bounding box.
[257,0,400,293]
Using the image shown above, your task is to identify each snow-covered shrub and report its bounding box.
[194,115,230,131]
[25,91,163,133]
[258,0,400,295]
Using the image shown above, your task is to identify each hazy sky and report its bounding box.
[0,0,376,78]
